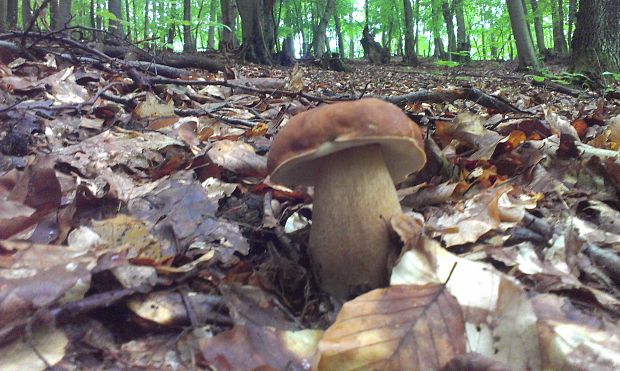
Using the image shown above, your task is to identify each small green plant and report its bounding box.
[435,60,461,68]
[603,71,620,82]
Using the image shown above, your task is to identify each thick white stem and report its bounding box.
[309,144,402,298]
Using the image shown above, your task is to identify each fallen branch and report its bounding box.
[375,87,525,114]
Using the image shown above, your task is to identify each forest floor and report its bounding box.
[1,50,620,370]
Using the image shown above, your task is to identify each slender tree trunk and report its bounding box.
[220,0,238,50]
[131,0,137,40]
[441,0,456,58]
[0,0,6,32]
[6,0,16,29]
[108,0,122,34]
[183,0,195,51]
[571,0,620,74]
[237,0,274,64]
[550,0,568,55]
[348,12,354,58]
[567,0,576,49]
[402,0,418,64]
[56,0,71,30]
[506,0,540,68]
[206,0,217,49]
[124,0,131,40]
[490,32,498,59]
[21,0,32,27]
[311,0,336,58]
[529,0,546,53]
[431,0,446,58]
[413,0,420,55]
[143,0,150,40]
[455,0,469,60]
[334,8,345,59]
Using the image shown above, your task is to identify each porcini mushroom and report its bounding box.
[267,98,426,299]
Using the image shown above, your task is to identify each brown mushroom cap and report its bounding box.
[267,98,426,185]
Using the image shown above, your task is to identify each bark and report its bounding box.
[219,0,238,50]
[108,0,122,34]
[207,0,217,49]
[183,0,195,52]
[431,0,446,59]
[454,0,470,60]
[441,0,456,57]
[124,0,131,41]
[348,12,354,58]
[529,0,546,53]
[56,0,71,30]
[402,0,418,64]
[143,0,149,40]
[361,25,390,64]
[571,0,620,74]
[6,0,16,29]
[334,8,345,59]
[550,0,568,55]
[49,0,57,29]
[21,0,32,28]
[506,0,540,69]
[311,0,336,58]
[567,0,576,49]
[236,0,274,64]
[0,0,6,32]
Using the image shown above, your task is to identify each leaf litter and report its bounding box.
[0,51,619,370]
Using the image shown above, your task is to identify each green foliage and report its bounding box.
[435,60,461,68]
[603,72,620,82]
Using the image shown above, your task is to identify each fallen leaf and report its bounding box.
[317,285,465,370]
[199,325,322,370]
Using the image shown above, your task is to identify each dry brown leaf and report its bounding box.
[317,285,465,370]
[391,235,542,369]
[207,139,267,177]
[199,325,322,370]
[532,294,620,370]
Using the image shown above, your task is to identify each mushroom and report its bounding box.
[267,98,426,299]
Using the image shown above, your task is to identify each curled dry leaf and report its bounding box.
[0,156,61,239]
[199,324,322,370]
[127,291,224,327]
[391,235,542,369]
[316,285,465,371]
[207,139,267,177]
[426,185,534,247]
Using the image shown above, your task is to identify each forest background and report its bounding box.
[0,0,618,77]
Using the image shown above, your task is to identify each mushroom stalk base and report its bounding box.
[310,144,402,299]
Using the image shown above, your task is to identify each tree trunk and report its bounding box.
[236,0,274,64]
[311,0,336,58]
[143,0,150,40]
[183,0,195,52]
[571,0,620,74]
[56,0,71,29]
[6,0,16,29]
[334,8,345,59]
[529,0,546,53]
[207,0,217,49]
[0,0,6,32]
[21,0,31,27]
[441,0,456,58]
[550,0,568,55]
[108,0,122,34]
[124,0,130,40]
[454,0,469,60]
[506,0,540,69]
[431,0,446,58]
[402,0,418,64]
[567,0,576,49]
[220,0,238,50]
